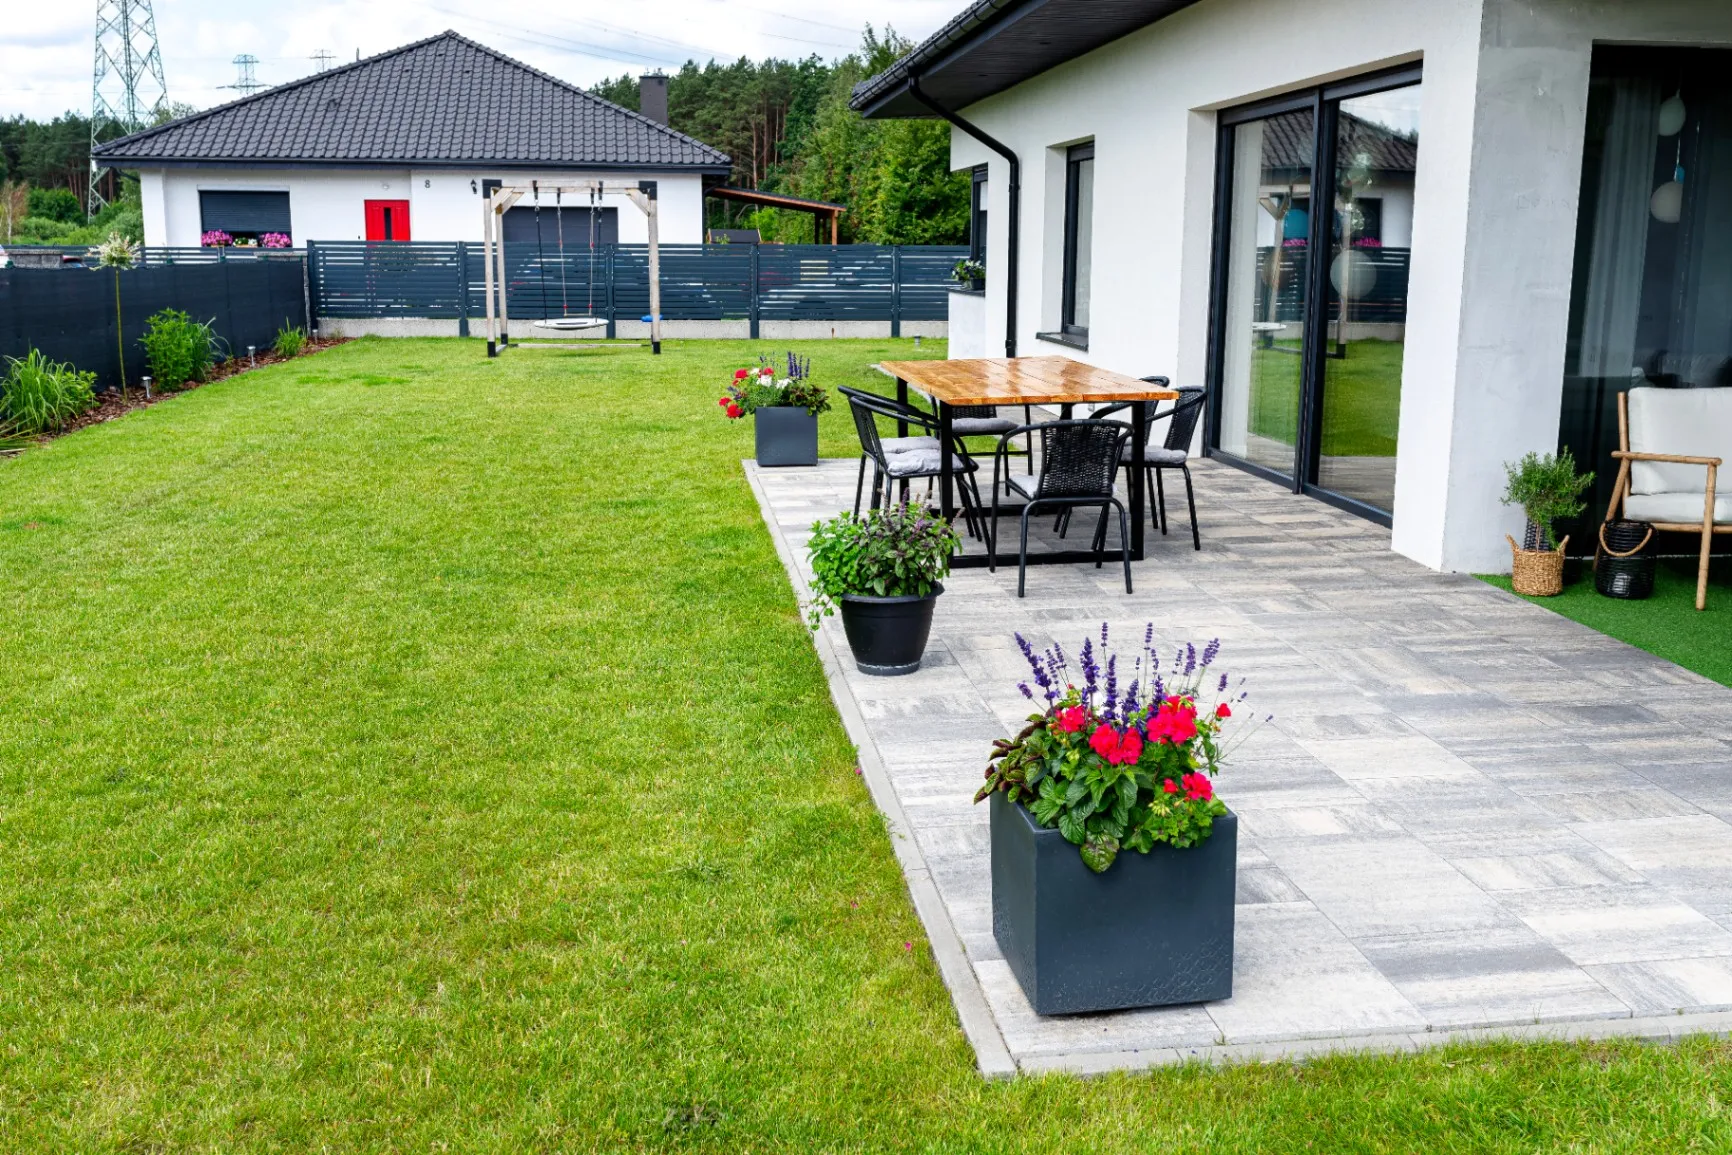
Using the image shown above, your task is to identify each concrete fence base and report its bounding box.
[315,318,948,340]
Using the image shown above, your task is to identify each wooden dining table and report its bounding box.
[877,356,1179,569]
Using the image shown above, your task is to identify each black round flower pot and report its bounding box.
[837,586,942,676]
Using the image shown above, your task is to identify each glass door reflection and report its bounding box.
[1217,108,1313,480]
[1314,87,1421,512]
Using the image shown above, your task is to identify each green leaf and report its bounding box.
[1080,835,1119,874]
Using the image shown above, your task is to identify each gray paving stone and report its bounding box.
[751,455,1732,1072]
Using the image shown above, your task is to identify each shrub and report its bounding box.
[0,350,97,434]
[273,322,306,359]
[805,501,959,627]
[27,187,82,223]
[139,309,216,389]
[1501,449,1593,550]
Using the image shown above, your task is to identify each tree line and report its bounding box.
[590,28,968,245]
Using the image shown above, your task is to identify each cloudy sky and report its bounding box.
[2,0,959,122]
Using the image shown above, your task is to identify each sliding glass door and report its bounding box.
[1209,68,1423,522]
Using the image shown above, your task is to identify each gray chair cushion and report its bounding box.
[1121,445,1189,467]
[881,436,940,454]
[951,416,1021,436]
[882,447,980,477]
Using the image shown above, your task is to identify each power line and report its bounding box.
[310,49,335,73]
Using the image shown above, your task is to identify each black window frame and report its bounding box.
[1061,142,1095,338]
[969,164,989,268]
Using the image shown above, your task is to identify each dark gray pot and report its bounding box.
[754,406,818,467]
[838,586,941,676]
[991,790,1236,1015]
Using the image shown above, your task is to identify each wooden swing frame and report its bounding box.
[482,179,663,356]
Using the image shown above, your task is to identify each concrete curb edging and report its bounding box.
[743,460,1018,1080]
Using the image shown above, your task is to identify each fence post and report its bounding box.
[749,243,761,341]
[890,245,902,339]
[605,244,617,340]
[301,246,313,334]
[456,241,470,338]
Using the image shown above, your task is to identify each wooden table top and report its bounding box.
[877,356,1178,407]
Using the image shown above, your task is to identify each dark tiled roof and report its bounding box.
[93,32,730,171]
[1261,112,1418,175]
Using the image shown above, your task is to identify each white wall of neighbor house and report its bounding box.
[947,0,1732,573]
[138,167,708,247]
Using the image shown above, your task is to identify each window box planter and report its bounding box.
[990,790,1237,1015]
[754,405,818,467]
[838,586,943,676]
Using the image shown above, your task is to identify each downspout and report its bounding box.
[909,77,1019,358]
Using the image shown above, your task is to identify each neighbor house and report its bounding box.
[854,0,1732,574]
[93,32,730,249]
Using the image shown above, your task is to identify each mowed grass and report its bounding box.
[3,337,1732,1152]
[1483,557,1732,686]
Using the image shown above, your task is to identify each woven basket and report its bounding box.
[1507,534,1568,597]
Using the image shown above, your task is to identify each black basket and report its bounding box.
[1595,519,1656,600]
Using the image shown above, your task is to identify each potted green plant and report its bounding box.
[975,625,1261,1015]
[806,502,960,675]
[951,257,985,292]
[719,352,829,466]
[1500,449,1593,596]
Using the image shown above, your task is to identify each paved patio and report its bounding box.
[746,455,1732,1077]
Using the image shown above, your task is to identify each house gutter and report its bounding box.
[908,77,1019,359]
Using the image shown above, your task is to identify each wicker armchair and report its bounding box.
[1604,387,1729,610]
[989,420,1133,596]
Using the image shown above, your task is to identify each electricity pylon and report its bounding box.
[224,55,263,95]
[89,0,170,215]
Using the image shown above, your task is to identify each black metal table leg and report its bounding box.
[938,401,955,523]
[1129,403,1147,561]
[896,377,909,439]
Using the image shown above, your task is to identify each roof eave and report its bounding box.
[96,155,733,175]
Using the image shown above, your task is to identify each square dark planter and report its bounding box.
[991,790,1236,1015]
[753,406,818,467]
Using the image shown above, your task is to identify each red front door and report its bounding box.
[364,199,411,241]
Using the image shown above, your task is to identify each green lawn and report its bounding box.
[1249,338,1404,458]
[5,336,1732,1152]
[1482,558,1732,686]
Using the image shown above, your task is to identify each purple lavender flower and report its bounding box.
[1201,638,1220,667]
[1103,655,1118,723]
[1018,681,1035,700]
[1184,643,1197,676]
[1218,673,1229,693]
[1079,639,1100,707]
[1123,679,1139,717]
[1016,634,1056,702]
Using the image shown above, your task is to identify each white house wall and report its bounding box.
[949,0,1732,574]
[140,167,707,247]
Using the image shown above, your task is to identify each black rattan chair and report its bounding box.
[989,420,1132,596]
[843,388,985,539]
[1087,382,1207,551]
[948,404,1035,476]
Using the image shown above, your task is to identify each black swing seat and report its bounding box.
[531,317,608,330]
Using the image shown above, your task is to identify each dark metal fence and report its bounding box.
[0,259,310,392]
[5,245,307,269]
[1255,245,1412,325]
[307,242,968,337]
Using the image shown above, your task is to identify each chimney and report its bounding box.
[639,72,668,126]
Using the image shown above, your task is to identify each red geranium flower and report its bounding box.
[1162,778,1180,794]
[1182,772,1214,801]
[1148,697,1199,745]
[1216,702,1232,719]
[1089,724,1118,761]
[734,368,750,380]
[1117,729,1143,764]
[725,404,742,419]
[1055,706,1086,733]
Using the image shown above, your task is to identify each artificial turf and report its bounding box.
[1481,557,1732,687]
[3,336,1732,1152]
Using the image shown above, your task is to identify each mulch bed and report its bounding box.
[18,336,353,449]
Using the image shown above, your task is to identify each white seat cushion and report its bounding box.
[1624,491,1732,526]
[1627,387,1732,496]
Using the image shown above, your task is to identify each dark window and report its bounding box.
[970,165,989,268]
[198,190,291,241]
[502,205,619,246]
[1062,143,1094,336]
